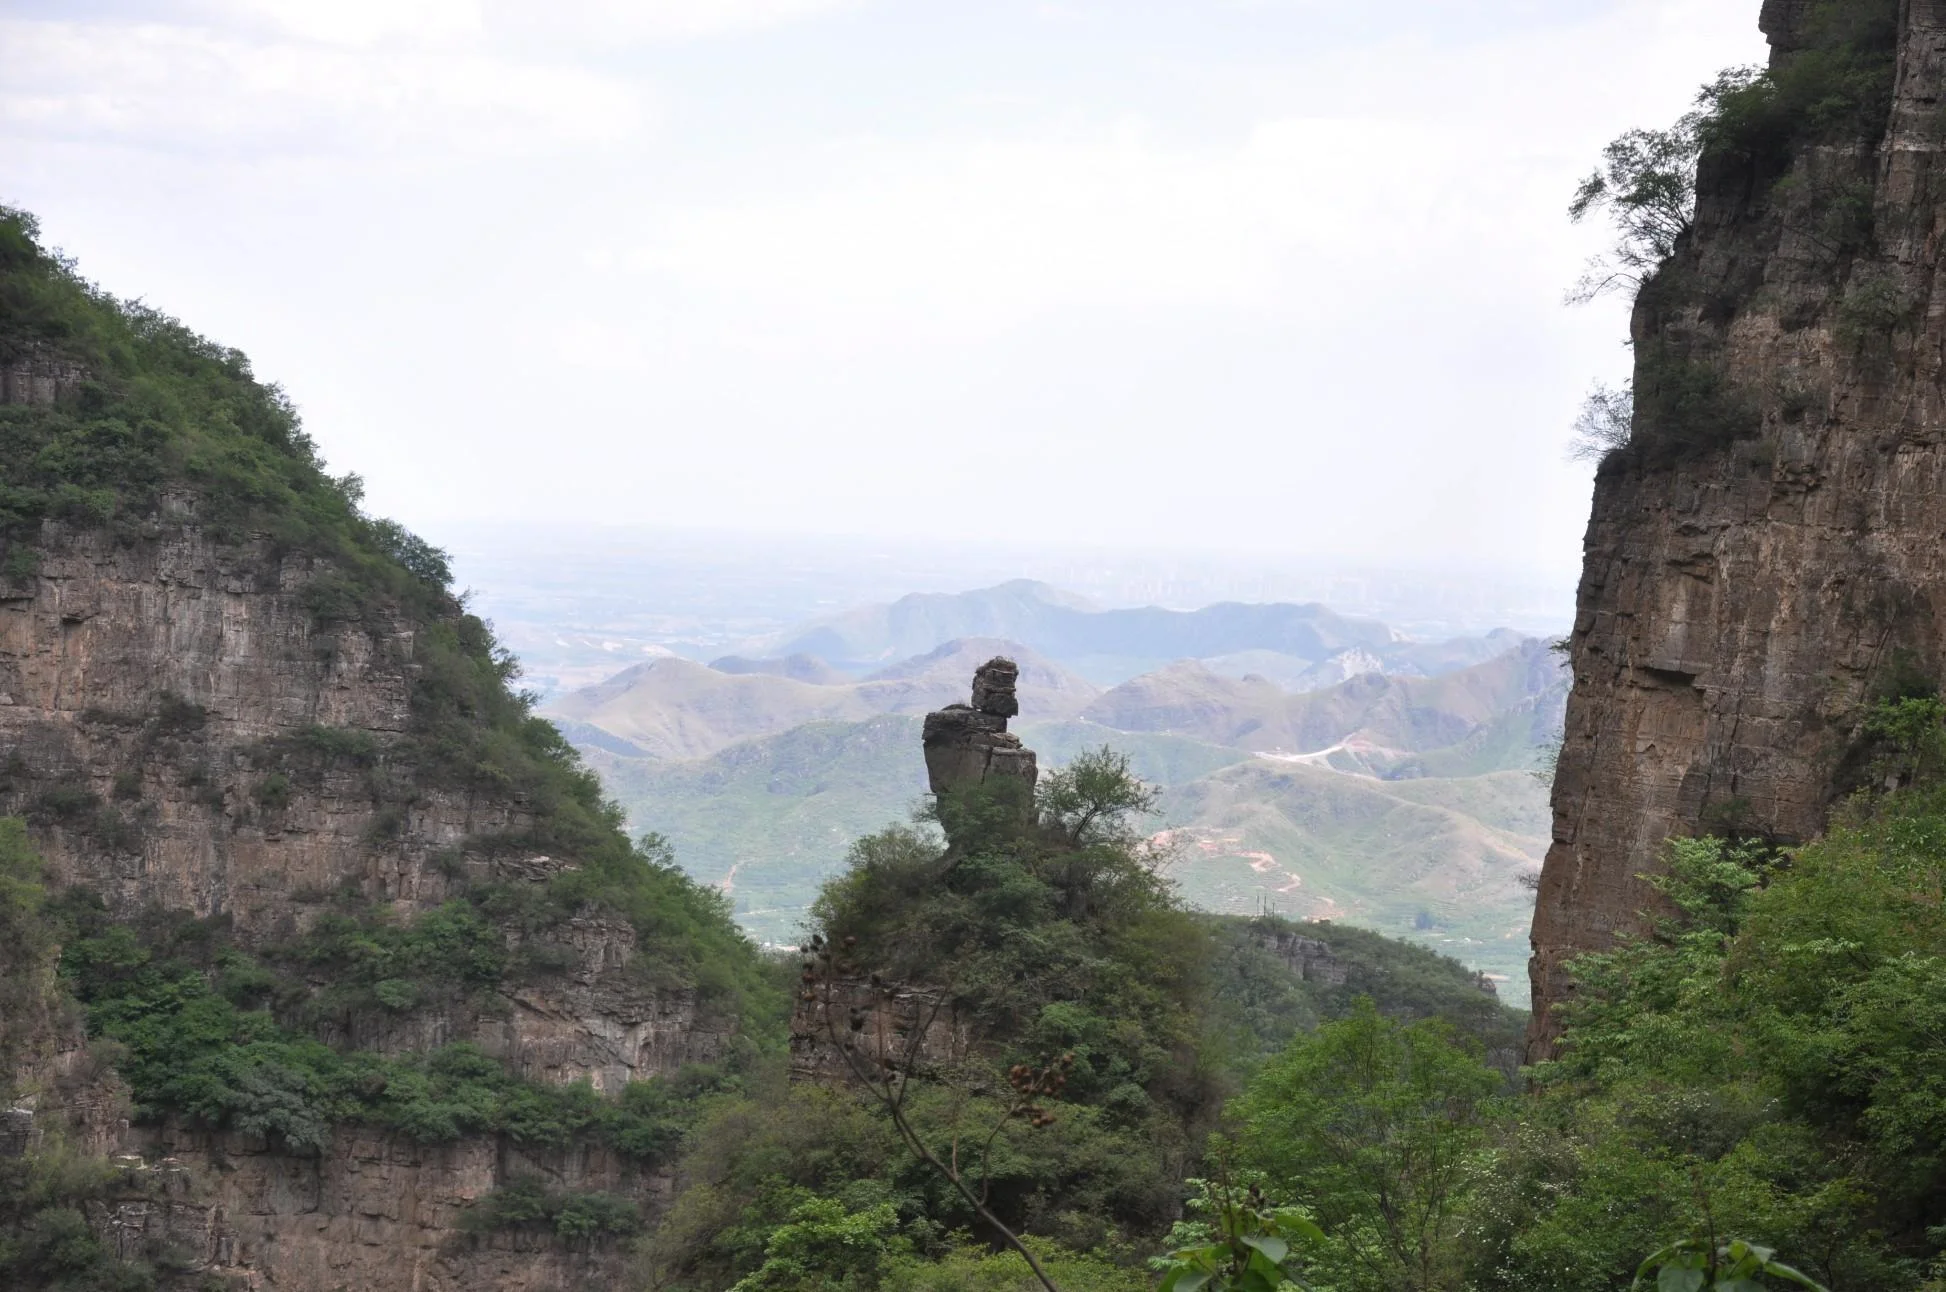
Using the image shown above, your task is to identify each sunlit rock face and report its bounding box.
[1530,0,1946,1056]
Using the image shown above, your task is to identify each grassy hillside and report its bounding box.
[1161,763,1543,986]
[585,716,931,941]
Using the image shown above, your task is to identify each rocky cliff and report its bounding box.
[0,210,762,1290]
[1530,0,1933,1055]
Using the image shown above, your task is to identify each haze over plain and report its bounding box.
[3,0,1764,577]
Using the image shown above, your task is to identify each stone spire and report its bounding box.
[921,657,1038,819]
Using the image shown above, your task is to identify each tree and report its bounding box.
[1233,1001,1501,1292]
[1569,382,1634,463]
[1567,118,1704,301]
[1038,748,1159,848]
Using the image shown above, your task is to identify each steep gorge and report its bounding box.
[1530,0,1943,1055]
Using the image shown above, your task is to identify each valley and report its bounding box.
[545,582,1566,988]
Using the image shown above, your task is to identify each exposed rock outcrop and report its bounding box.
[1255,928,1349,988]
[1530,1,1941,1056]
[788,978,969,1086]
[0,345,86,407]
[0,518,727,1288]
[920,658,1038,825]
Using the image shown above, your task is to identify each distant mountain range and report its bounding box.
[551,589,1565,987]
[545,637,1099,760]
[1081,638,1567,774]
[745,579,1527,684]
[577,708,1548,984]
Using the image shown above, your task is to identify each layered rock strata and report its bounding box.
[920,657,1038,821]
[0,516,725,1288]
[1530,0,1946,1055]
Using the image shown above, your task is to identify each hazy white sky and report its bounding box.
[2,0,1766,578]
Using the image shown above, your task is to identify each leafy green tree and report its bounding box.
[726,1197,912,1292]
[1153,1178,1324,1292]
[1568,114,1706,300]
[1233,1001,1501,1292]
[1635,1237,1828,1292]
[1860,696,1946,788]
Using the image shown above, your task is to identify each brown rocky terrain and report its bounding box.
[0,512,729,1289]
[1530,0,1942,1055]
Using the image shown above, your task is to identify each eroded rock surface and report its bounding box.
[1530,1,1946,1055]
[0,516,725,1287]
[920,657,1038,819]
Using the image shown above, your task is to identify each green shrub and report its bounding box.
[1835,274,1917,350]
[1,544,37,582]
[32,785,98,823]
[458,1177,643,1241]
[252,773,292,811]
[49,892,742,1162]
[1698,0,1899,170]
[1631,346,1761,462]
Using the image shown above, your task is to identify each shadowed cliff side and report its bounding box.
[1530,0,1934,1057]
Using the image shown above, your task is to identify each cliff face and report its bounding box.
[0,511,729,1289]
[0,277,757,1289]
[1529,0,1942,1055]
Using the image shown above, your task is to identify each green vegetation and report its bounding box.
[0,823,172,1292]
[0,207,445,613]
[1179,777,1946,1291]
[1628,344,1762,464]
[1231,1003,1502,1291]
[46,884,745,1161]
[1696,1,1899,172]
[639,749,1528,1290]
[458,1177,644,1241]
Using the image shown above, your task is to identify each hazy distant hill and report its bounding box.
[1081,638,1566,771]
[1160,764,1544,982]
[558,591,1559,987]
[546,637,1097,760]
[755,578,1504,683]
[548,658,882,759]
[708,653,850,684]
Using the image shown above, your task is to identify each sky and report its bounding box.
[1,0,1768,582]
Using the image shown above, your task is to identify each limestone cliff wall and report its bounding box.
[0,514,726,1289]
[1530,0,1946,1055]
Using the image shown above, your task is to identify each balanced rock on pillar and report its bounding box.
[921,657,1038,813]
